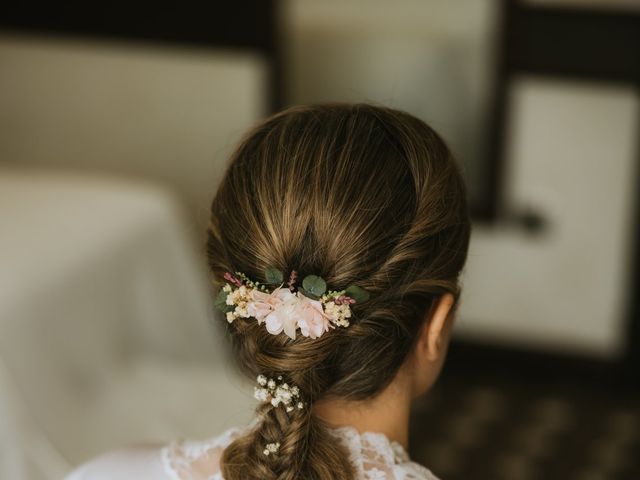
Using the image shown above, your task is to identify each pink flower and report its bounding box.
[246,287,334,340]
[295,294,333,339]
[247,289,278,322]
[248,287,299,339]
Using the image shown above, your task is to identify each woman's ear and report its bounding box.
[409,293,457,398]
[421,293,456,362]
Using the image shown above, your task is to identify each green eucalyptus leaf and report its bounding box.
[264,266,284,285]
[345,285,370,303]
[297,286,320,300]
[302,275,326,296]
[214,288,234,312]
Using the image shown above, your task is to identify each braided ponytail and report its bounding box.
[207,102,471,479]
[221,400,353,479]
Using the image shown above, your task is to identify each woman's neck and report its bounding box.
[312,375,413,450]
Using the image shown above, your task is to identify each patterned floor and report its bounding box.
[409,356,640,480]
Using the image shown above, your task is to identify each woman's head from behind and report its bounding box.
[207,102,471,479]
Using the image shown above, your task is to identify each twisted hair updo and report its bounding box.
[207,102,471,479]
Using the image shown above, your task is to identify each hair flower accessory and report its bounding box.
[254,375,304,412]
[215,266,370,340]
[263,442,280,456]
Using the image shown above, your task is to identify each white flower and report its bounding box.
[275,386,292,403]
[255,375,304,412]
[323,300,352,327]
[263,442,280,455]
[296,295,333,339]
[262,289,300,339]
[235,304,250,318]
[254,387,269,402]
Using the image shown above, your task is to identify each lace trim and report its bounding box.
[160,426,243,480]
[160,444,182,480]
[161,423,436,480]
[331,425,410,460]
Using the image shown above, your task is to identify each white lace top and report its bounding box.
[67,423,440,480]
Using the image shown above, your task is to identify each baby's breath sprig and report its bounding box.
[232,271,269,292]
[320,291,353,328]
[263,442,280,456]
[254,375,304,413]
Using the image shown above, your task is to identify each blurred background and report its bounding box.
[0,1,638,479]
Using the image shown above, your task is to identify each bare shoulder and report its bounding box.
[65,444,169,480]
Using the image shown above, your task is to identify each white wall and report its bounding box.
[0,33,268,234]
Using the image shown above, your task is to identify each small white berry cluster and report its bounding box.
[263,442,280,456]
[254,374,304,413]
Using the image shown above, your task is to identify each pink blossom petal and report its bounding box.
[296,294,332,339]
[264,312,284,335]
[247,301,272,323]
[283,316,298,340]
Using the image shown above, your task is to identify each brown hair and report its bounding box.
[207,102,471,479]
